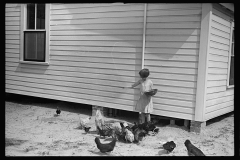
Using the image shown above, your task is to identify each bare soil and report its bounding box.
[5,94,234,156]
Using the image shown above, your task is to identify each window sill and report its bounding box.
[19,60,49,65]
[227,85,234,89]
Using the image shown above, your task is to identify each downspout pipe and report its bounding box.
[142,3,147,69]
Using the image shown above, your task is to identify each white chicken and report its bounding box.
[125,128,134,143]
[111,122,122,134]
[79,116,91,129]
[95,109,105,132]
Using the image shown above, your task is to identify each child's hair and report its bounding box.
[139,68,150,78]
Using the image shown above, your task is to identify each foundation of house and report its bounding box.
[190,120,206,133]
[92,105,107,116]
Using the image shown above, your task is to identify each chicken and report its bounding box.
[95,109,105,132]
[124,128,134,143]
[84,126,91,133]
[95,136,117,153]
[184,140,205,156]
[162,141,176,153]
[152,128,159,135]
[97,126,113,138]
[79,116,91,129]
[56,107,61,115]
[111,122,122,134]
[131,122,139,132]
[134,128,147,143]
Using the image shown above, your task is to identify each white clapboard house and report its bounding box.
[5,3,234,133]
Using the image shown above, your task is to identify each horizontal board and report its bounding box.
[5,65,139,82]
[51,3,129,10]
[147,9,201,16]
[206,89,234,100]
[5,31,20,35]
[50,45,142,53]
[6,76,138,100]
[146,29,200,35]
[150,78,196,88]
[206,95,233,107]
[210,34,230,45]
[208,61,228,69]
[5,53,19,58]
[146,22,201,29]
[204,105,233,121]
[146,35,199,42]
[5,6,21,12]
[207,86,227,94]
[5,26,20,31]
[153,104,195,114]
[153,109,194,120]
[212,8,231,28]
[50,23,143,30]
[5,34,20,40]
[50,17,144,25]
[50,35,143,41]
[146,42,199,49]
[207,80,227,88]
[208,68,228,74]
[5,12,20,17]
[145,53,198,62]
[208,47,229,57]
[147,15,201,23]
[145,60,198,68]
[50,40,143,47]
[5,44,19,49]
[5,16,20,21]
[210,27,230,39]
[208,53,229,63]
[153,97,195,108]
[6,88,135,112]
[209,41,229,51]
[207,74,228,81]
[5,39,20,44]
[51,10,144,20]
[147,66,197,75]
[151,71,197,82]
[211,20,231,34]
[5,48,20,53]
[5,84,136,110]
[50,50,142,59]
[5,4,20,8]
[50,29,143,36]
[205,101,233,114]
[50,55,142,65]
[5,21,20,26]
[51,4,144,15]
[6,81,136,106]
[147,3,201,10]
[145,48,199,55]
[212,7,232,24]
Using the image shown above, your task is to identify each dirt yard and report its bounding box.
[5,94,235,156]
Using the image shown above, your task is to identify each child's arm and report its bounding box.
[123,79,141,89]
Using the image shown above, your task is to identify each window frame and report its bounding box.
[227,21,234,88]
[20,3,50,65]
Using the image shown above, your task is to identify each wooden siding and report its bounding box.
[144,3,202,120]
[204,5,234,121]
[5,3,145,112]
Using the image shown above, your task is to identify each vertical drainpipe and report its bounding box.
[142,3,147,69]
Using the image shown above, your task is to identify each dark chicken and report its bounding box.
[56,107,61,115]
[184,140,205,156]
[95,136,117,153]
[134,128,147,143]
[163,141,176,153]
[84,126,91,133]
[131,122,138,132]
[97,126,113,138]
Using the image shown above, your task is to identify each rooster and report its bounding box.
[184,140,205,156]
[95,136,117,153]
[79,116,91,129]
[95,109,105,132]
[134,128,147,143]
[124,128,134,143]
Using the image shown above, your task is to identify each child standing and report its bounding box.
[123,68,153,124]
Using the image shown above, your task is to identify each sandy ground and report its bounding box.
[5,95,234,156]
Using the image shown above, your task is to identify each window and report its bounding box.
[227,22,234,87]
[20,3,49,64]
